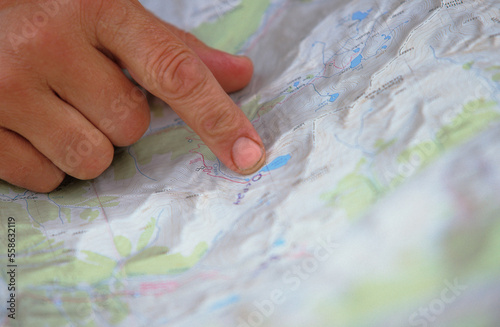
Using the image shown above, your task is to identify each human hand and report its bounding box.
[0,0,265,192]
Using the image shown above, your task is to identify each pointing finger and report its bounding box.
[92,0,266,174]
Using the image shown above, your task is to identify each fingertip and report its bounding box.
[69,141,115,181]
[231,136,266,174]
[13,164,65,193]
[32,168,66,193]
[108,90,151,147]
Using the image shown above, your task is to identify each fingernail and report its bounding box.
[232,137,264,173]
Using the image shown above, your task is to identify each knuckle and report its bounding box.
[115,108,150,146]
[77,147,114,180]
[7,167,62,193]
[197,105,239,139]
[146,46,209,100]
[107,88,150,146]
[0,129,65,193]
[61,131,114,180]
[124,112,150,144]
[35,175,65,193]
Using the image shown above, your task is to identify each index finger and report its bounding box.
[91,0,266,174]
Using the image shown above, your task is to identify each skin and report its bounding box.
[0,0,266,192]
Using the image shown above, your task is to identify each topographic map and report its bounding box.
[1,0,500,326]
